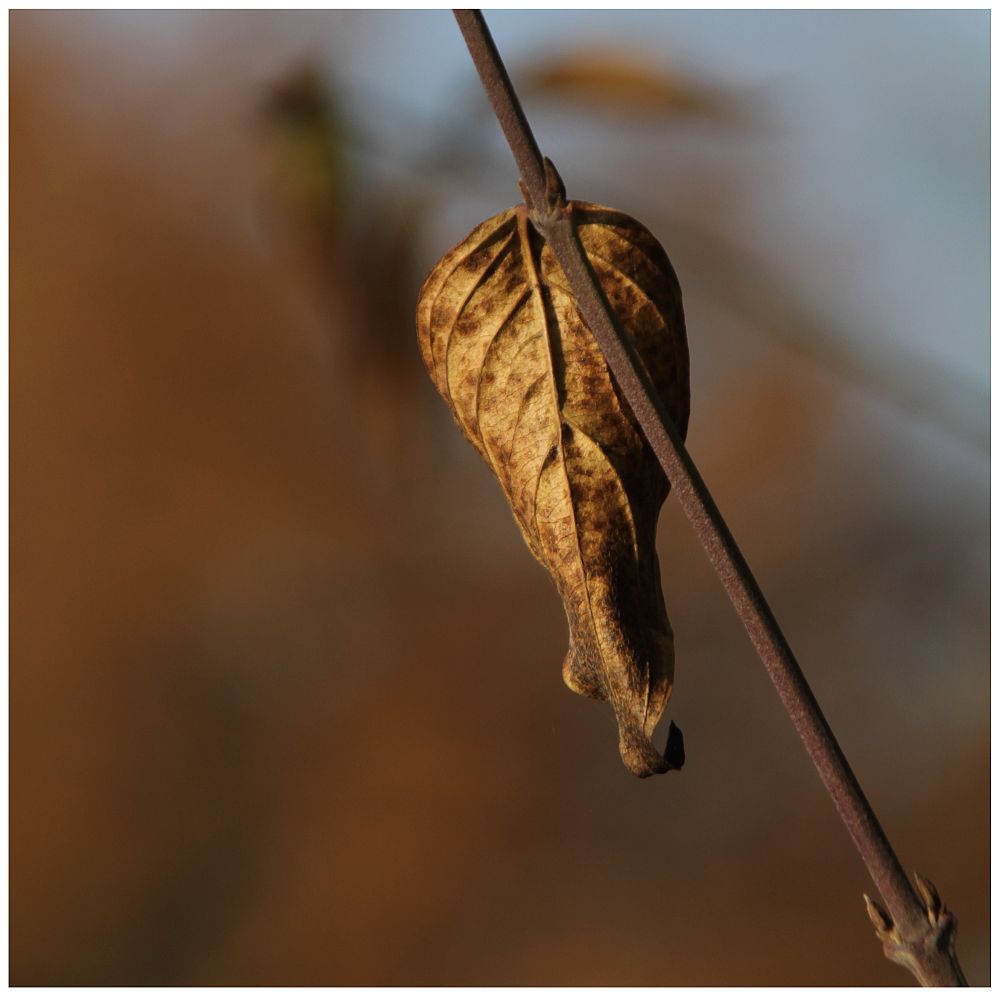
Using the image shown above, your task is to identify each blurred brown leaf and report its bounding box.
[518,48,736,121]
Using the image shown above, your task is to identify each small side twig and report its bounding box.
[452,9,966,987]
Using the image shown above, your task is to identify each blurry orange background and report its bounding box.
[10,10,988,986]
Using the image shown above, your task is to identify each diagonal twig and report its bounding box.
[451,9,966,987]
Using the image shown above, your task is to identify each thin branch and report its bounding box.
[451,8,966,987]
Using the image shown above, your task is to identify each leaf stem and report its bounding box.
[451,8,966,987]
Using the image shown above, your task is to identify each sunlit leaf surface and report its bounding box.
[418,202,689,775]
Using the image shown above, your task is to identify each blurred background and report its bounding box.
[10,9,988,986]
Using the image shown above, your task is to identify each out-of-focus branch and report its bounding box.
[452,8,966,987]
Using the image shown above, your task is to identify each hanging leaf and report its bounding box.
[416,202,689,776]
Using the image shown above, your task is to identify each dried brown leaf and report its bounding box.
[416,202,689,777]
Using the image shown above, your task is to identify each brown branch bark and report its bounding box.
[452,8,966,987]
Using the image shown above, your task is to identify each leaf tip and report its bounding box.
[619,721,684,778]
